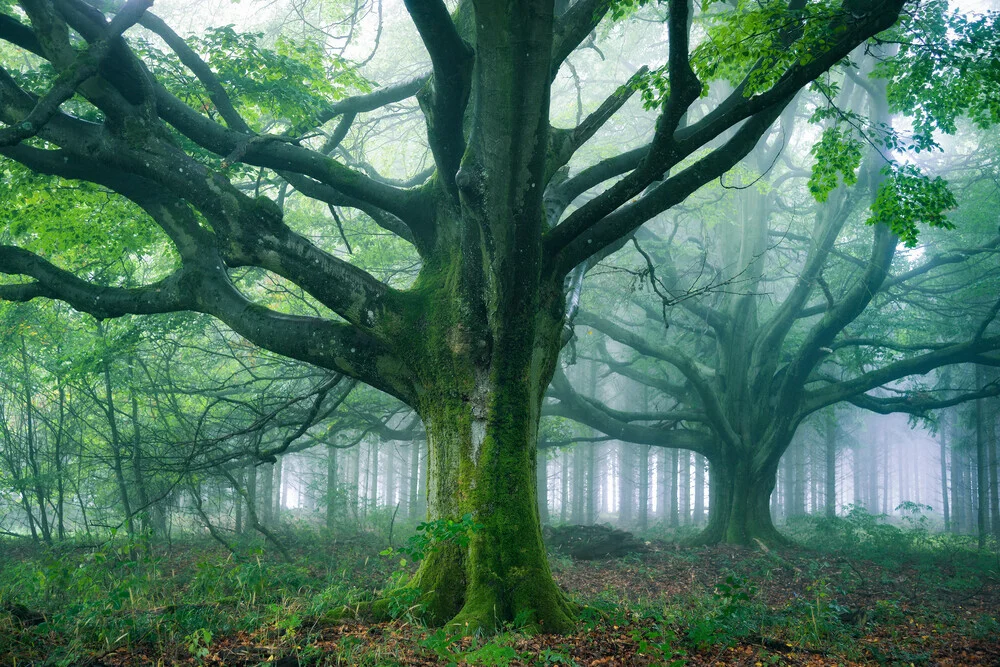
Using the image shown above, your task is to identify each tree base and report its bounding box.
[325,583,579,635]
[684,519,793,549]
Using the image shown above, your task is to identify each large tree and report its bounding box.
[0,0,908,630]
[549,65,1000,545]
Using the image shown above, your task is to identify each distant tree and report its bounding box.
[549,45,1000,545]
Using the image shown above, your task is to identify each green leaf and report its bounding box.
[867,164,957,246]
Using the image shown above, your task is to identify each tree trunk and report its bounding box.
[988,401,999,539]
[976,370,988,548]
[259,460,273,526]
[273,455,284,522]
[825,413,837,518]
[618,444,633,527]
[559,449,568,523]
[100,338,134,538]
[572,446,585,524]
[693,456,785,546]
[327,443,339,531]
[586,445,596,525]
[679,450,690,525]
[693,454,704,526]
[638,445,649,530]
[669,449,679,528]
[952,434,965,533]
[367,440,379,512]
[128,364,154,537]
[940,411,951,532]
[234,470,243,535]
[20,336,51,544]
[400,367,575,632]
[409,440,421,520]
[54,381,66,540]
[656,449,666,522]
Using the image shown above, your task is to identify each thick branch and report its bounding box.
[576,310,741,449]
[801,336,1000,415]
[138,11,250,133]
[550,0,611,78]
[0,246,192,317]
[404,0,472,183]
[551,97,789,274]
[545,0,905,268]
[546,66,648,183]
[546,371,715,456]
[848,383,1000,416]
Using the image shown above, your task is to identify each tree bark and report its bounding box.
[327,443,339,530]
[825,412,837,518]
[398,347,575,632]
[692,456,785,546]
[976,366,989,547]
[940,410,951,532]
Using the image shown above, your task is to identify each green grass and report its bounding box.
[0,511,997,666]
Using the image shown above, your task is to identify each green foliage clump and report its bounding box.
[691,1,851,96]
[868,164,957,246]
[138,25,371,132]
[386,512,484,565]
[808,125,863,202]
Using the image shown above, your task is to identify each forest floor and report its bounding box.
[1,515,998,666]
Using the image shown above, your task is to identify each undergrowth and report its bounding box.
[0,509,996,666]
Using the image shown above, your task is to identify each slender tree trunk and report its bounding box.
[327,443,339,530]
[409,440,421,520]
[669,449,679,528]
[273,455,284,522]
[976,368,988,548]
[617,444,633,527]
[128,363,153,536]
[259,460,273,526]
[693,454,704,526]
[988,401,999,539]
[54,381,66,540]
[825,413,837,518]
[952,433,965,533]
[853,443,862,508]
[586,445,596,525]
[656,449,666,522]
[880,440,889,515]
[234,469,244,535]
[638,446,649,530]
[246,463,257,529]
[99,331,134,538]
[415,441,426,520]
[350,444,361,522]
[940,411,951,531]
[679,451,690,525]
[559,449,568,523]
[572,446,585,524]
[367,441,378,512]
[20,337,51,543]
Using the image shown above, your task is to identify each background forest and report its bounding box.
[1,0,999,664]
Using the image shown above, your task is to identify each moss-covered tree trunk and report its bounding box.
[410,384,574,631]
[379,234,574,630]
[693,454,785,547]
